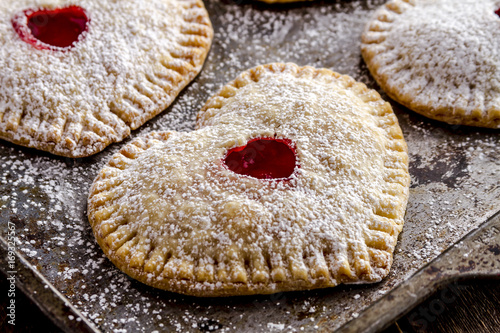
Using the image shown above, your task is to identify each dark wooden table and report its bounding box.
[385,279,500,333]
[1,273,499,333]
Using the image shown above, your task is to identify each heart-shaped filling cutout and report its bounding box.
[224,138,297,179]
[12,6,89,50]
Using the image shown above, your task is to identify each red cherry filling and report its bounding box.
[224,138,297,180]
[496,8,500,17]
[12,6,89,50]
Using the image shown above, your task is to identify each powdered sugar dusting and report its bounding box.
[88,65,410,296]
[0,0,212,157]
[361,0,500,128]
[1,0,499,331]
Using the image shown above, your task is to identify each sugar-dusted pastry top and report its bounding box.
[88,63,410,297]
[361,0,500,128]
[0,0,213,157]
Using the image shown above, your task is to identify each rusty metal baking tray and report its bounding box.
[1,0,499,332]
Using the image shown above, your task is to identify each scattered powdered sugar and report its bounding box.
[0,0,499,332]
[267,322,285,330]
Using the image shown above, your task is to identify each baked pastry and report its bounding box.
[361,0,500,129]
[88,63,410,297]
[0,0,213,157]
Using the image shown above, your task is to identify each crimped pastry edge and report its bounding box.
[0,0,214,157]
[360,0,500,129]
[88,63,410,296]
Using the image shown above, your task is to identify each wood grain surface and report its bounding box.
[385,279,500,333]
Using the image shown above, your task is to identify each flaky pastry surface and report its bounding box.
[0,0,213,157]
[88,63,410,297]
[361,0,500,128]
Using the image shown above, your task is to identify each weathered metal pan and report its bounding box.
[1,0,499,331]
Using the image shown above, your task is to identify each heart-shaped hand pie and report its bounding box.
[361,0,500,128]
[88,63,410,297]
[0,0,213,157]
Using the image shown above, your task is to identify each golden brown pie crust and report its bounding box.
[361,0,500,128]
[0,0,213,157]
[88,63,410,296]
